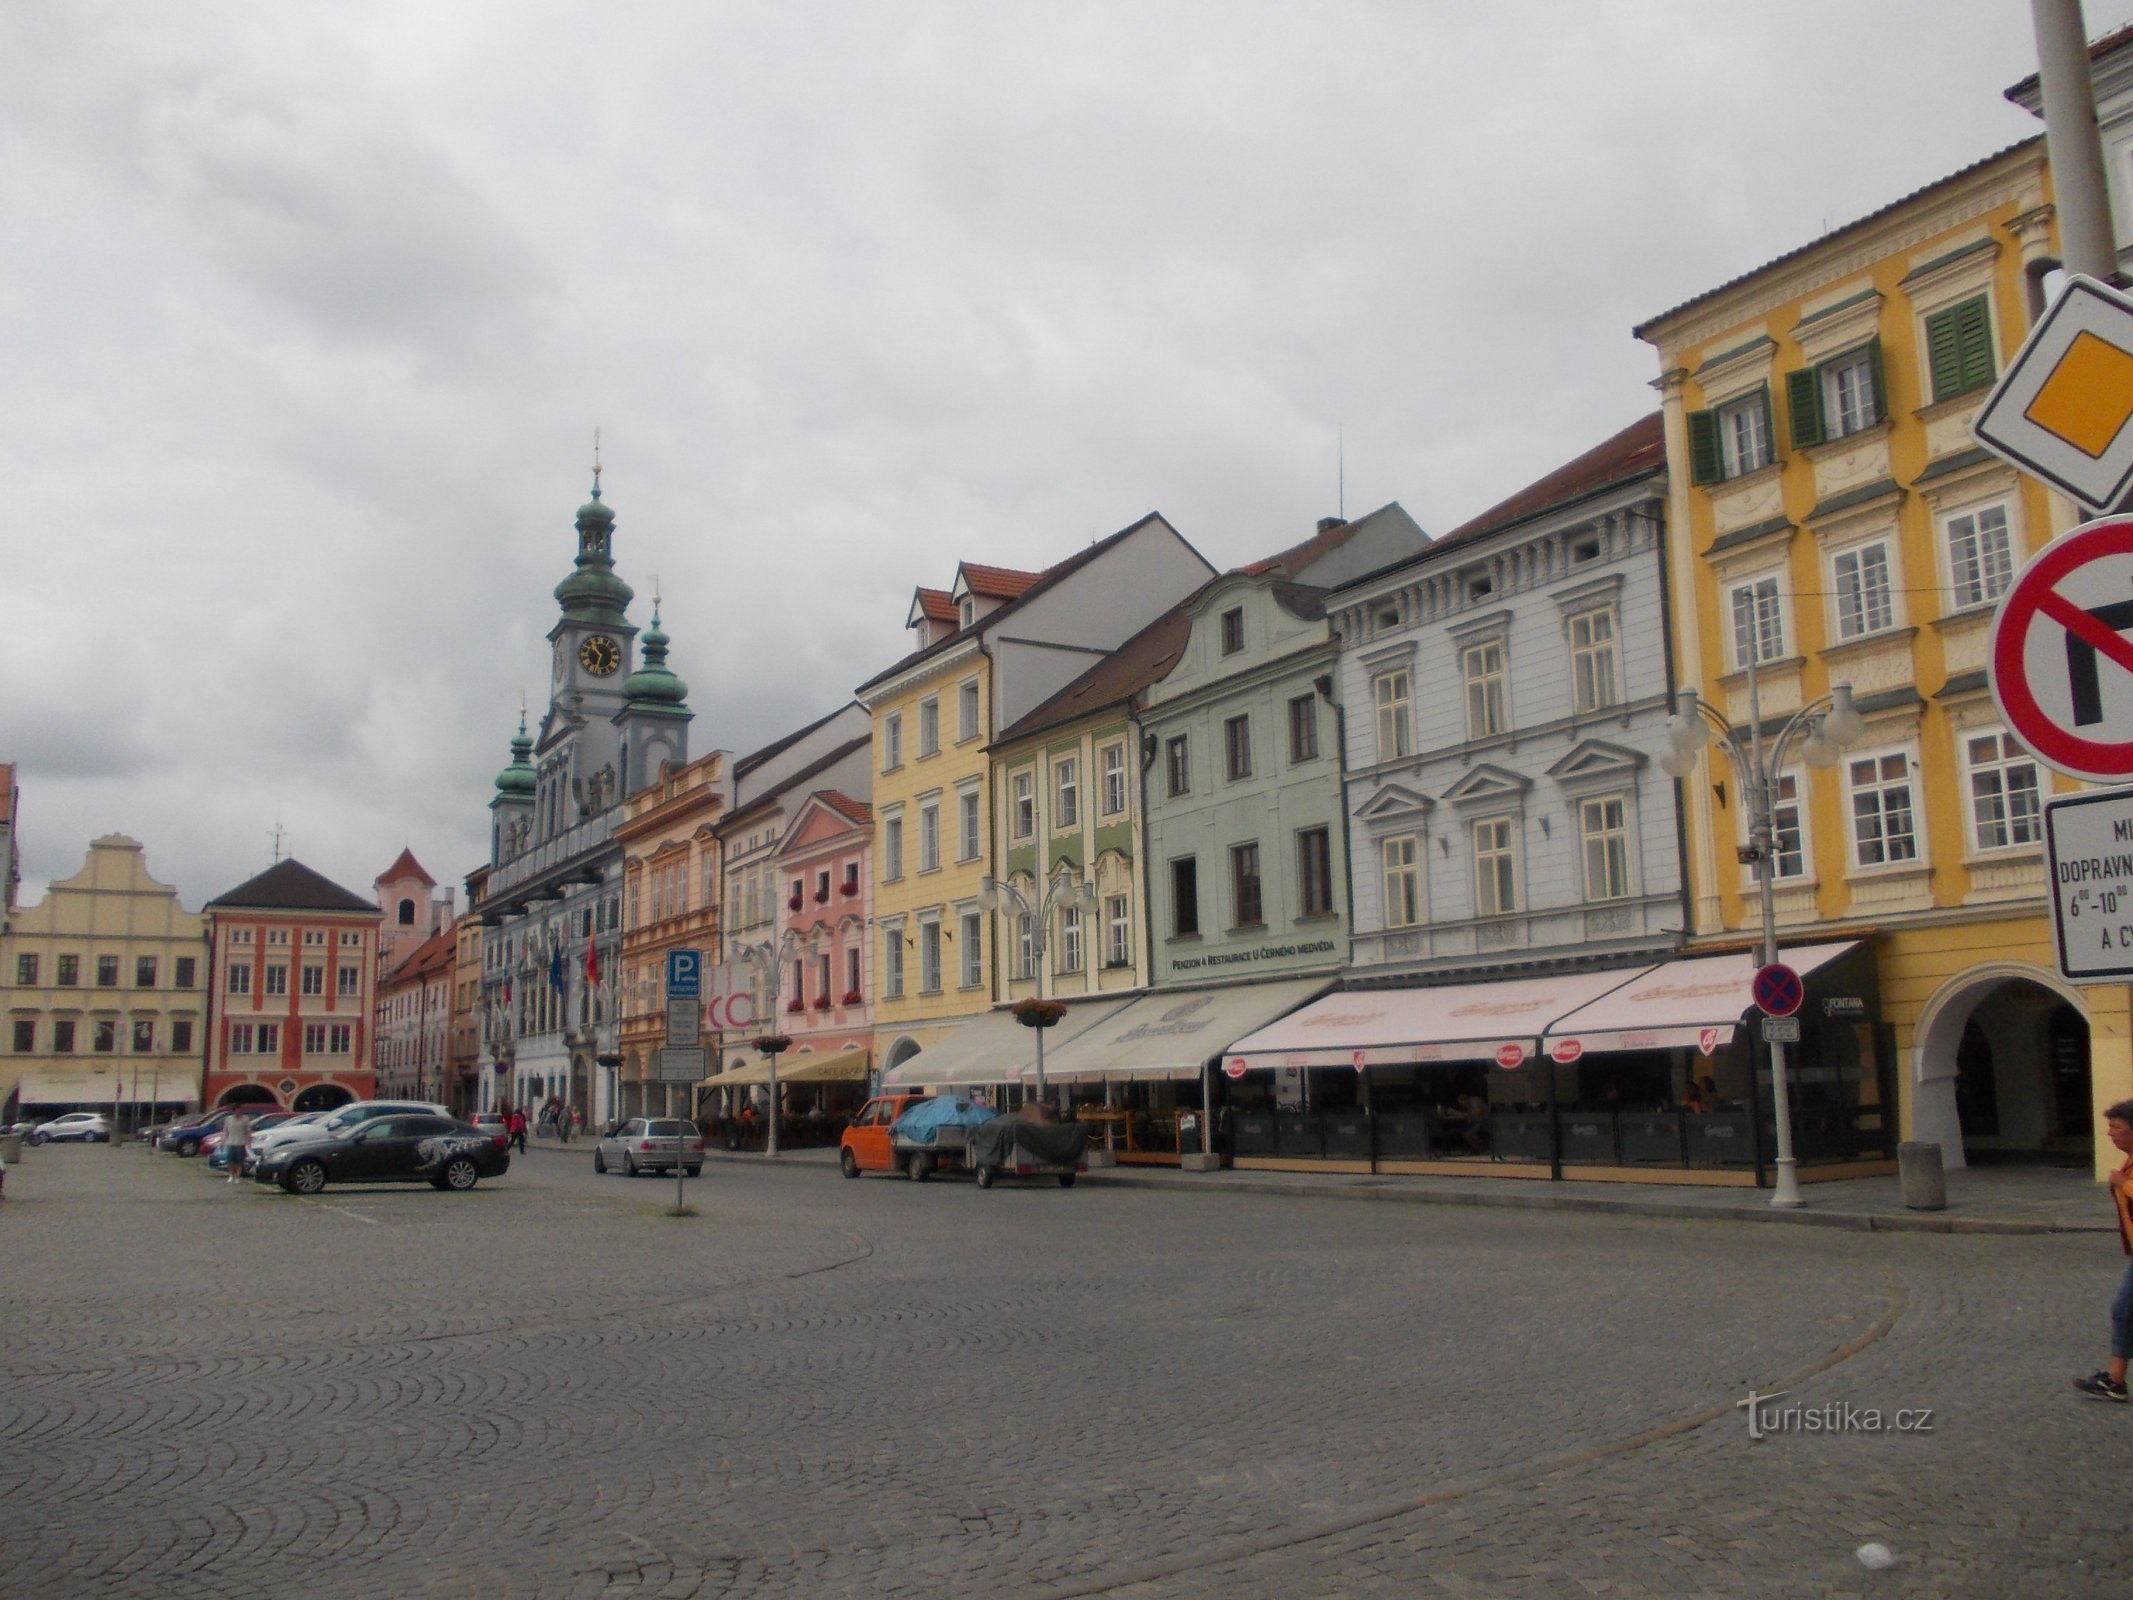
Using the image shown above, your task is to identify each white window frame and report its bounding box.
[1473,816,1518,917]
[957,677,981,742]
[1462,640,1507,739]
[1381,835,1421,929]
[882,811,905,881]
[1719,390,1773,477]
[1845,746,1924,871]
[883,928,906,999]
[1054,756,1079,829]
[882,713,903,772]
[959,912,983,988]
[1015,912,1036,980]
[1941,498,2017,613]
[1104,894,1131,968]
[957,785,982,861]
[1751,769,1813,883]
[1961,728,2043,854]
[1821,349,1878,439]
[917,696,940,757]
[1374,669,1412,761]
[1100,743,1127,816]
[1578,794,1632,902]
[1057,905,1083,975]
[1567,607,1620,714]
[918,920,942,995]
[1011,771,1035,840]
[1830,539,1897,641]
[1727,573,1787,669]
[918,801,940,873]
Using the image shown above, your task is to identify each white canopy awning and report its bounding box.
[7,1068,198,1107]
[1034,978,1334,1083]
[1542,942,1860,1057]
[881,1000,1131,1089]
[1223,968,1644,1071]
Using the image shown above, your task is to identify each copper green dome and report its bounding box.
[622,608,689,707]
[554,483,634,626]
[494,719,536,797]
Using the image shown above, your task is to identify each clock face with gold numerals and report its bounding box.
[578,634,621,676]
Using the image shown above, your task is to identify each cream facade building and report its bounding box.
[3,835,209,1125]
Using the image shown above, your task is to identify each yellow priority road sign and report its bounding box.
[1974,274,2133,513]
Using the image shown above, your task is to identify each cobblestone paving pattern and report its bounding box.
[0,1147,2122,1598]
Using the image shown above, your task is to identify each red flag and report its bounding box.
[503,978,512,1004]
[585,941,599,984]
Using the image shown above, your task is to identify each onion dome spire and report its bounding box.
[494,715,537,797]
[622,601,689,708]
[553,440,634,625]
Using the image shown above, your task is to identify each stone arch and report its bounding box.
[291,1082,355,1113]
[218,1082,281,1108]
[1909,961,2091,1169]
[885,1034,923,1071]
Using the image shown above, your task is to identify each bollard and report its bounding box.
[1898,1141,1946,1211]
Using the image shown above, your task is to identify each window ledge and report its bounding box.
[1716,655,1805,691]
[1801,419,1892,461]
[1294,911,1341,925]
[1705,460,1784,495]
[1846,860,1931,882]
[1226,924,1268,936]
[1820,626,1918,665]
[1930,605,1998,633]
[1962,844,2043,867]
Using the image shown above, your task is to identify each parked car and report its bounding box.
[837,1095,930,1178]
[245,1100,449,1169]
[470,1112,509,1150]
[151,1112,215,1150]
[254,1114,509,1194]
[593,1118,705,1177]
[32,1112,114,1144]
[205,1111,296,1168]
[163,1106,272,1158]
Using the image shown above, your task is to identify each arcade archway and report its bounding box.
[292,1083,356,1114]
[1912,965,2091,1168]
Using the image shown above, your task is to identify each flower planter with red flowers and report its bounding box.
[787,894,803,912]
[814,889,829,903]
[752,1034,792,1055]
[785,998,805,1014]
[1010,998,1068,1029]
[839,877,860,897]
[810,995,831,1010]
[840,990,863,1007]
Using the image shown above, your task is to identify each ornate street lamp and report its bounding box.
[1659,643,1865,1207]
[978,864,1098,1101]
[732,928,816,1156]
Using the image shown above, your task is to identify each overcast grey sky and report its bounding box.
[5,1,2126,909]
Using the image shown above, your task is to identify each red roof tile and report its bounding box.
[815,790,873,826]
[912,588,957,624]
[956,563,1042,600]
[376,847,435,888]
[1433,413,1665,550]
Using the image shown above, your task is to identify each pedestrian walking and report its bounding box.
[2074,1098,2133,1402]
[507,1108,528,1154]
[223,1107,252,1184]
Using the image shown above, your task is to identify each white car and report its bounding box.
[32,1112,113,1144]
[244,1100,450,1172]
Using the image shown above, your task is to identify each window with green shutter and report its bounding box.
[1687,408,1723,484]
[1687,388,1773,484]
[1926,296,1995,402]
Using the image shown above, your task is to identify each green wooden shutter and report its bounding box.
[1926,304,1964,402]
[1687,408,1722,485]
[1786,367,1824,449]
[1866,336,1888,424]
[1955,297,1995,393]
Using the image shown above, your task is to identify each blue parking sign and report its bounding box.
[665,949,702,998]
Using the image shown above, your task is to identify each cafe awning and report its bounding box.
[7,1068,198,1107]
[779,1047,871,1083]
[881,1000,1131,1089]
[1223,968,1643,1071]
[1033,978,1334,1083]
[1541,942,1860,1057]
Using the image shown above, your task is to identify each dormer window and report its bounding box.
[960,599,974,626]
[1220,608,1245,654]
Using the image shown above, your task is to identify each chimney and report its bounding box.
[1317,516,1346,534]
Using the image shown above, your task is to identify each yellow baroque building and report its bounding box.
[1637,136,2128,1178]
[3,834,210,1125]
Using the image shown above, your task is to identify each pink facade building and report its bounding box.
[769,790,873,1076]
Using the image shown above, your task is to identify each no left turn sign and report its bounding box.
[1991,517,2133,782]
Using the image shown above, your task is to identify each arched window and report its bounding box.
[398,898,416,926]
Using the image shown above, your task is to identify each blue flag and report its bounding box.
[548,944,564,995]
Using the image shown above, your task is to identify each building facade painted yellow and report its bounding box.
[2,834,209,1123]
[1637,137,2130,1177]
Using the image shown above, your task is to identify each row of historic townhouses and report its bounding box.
[475,476,688,1128]
[2,834,209,1128]
[765,788,874,1112]
[449,870,487,1116]
[613,749,730,1122]
[713,712,872,1090]
[1633,135,2129,1179]
[374,848,455,979]
[202,859,379,1114]
[863,515,1217,1089]
[373,923,456,1104]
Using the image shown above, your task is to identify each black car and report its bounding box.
[254,1114,509,1195]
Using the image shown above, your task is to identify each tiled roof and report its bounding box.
[2004,21,2133,103]
[989,587,1205,749]
[956,562,1042,600]
[375,847,435,888]
[719,735,874,834]
[206,858,378,914]
[1633,138,2044,339]
[1241,518,1359,577]
[911,588,957,624]
[857,512,1194,695]
[1435,413,1665,548]
[815,790,873,827]
[385,924,457,985]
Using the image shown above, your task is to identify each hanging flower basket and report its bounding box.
[1011,998,1068,1029]
[752,1034,793,1055]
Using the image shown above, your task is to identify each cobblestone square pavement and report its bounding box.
[1,1146,2124,1598]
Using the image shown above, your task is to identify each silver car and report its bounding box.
[31,1112,113,1144]
[245,1100,449,1173]
[593,1117,706,1177]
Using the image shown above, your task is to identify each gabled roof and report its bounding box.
[206,858,378,914]
[1436,413,1665,550]
[735,702,863,779]
[1241,517,1360,577]
[989,586,1204,749]
[1633,138,2044,339]
[384,924,457,986]
[375,848,435,888]
[907,588,957,628]
[857,512,1195,696]
[816,790,873,826]
[718,735,873,836]
[953,562,1042,601]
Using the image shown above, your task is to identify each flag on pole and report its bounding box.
[548,944,564,995]
[585,940,599,984]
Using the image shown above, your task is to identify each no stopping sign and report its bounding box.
[1992,517,2133,782]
